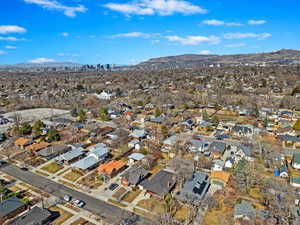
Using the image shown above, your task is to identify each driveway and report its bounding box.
[0,163,152,225]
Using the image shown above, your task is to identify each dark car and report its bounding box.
[0,160,7,167]
[108,183,119,191]
[20,167,28,171]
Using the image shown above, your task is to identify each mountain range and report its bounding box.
[133,49,300,70]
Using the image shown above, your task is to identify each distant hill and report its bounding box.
[134,49,300,70]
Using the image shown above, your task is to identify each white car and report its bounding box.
[64,195,71,202]
[73,199,85,208]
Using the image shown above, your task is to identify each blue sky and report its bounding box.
[0,0,299,65]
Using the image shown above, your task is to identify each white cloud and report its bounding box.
[202,19,242,26]
[60,32,69,37]
[0,36,25,41]
[110,32,160,38]
[28,58,56,63]
[89,35,96,39]
[104,0,207,16]
[199,50,212,55]
[225,43,246,48]
[5,45,17,49]
[0,25,26,34]
[151,39,160,44]
[0,50,6,55]
[165,35,220,45]
[57,53,79,57]
[24,0,87,17]
[248,20,267,25]
[224,32,272,40]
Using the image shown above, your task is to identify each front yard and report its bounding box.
[122,189,141,203]
[62,169,83,182]
[40,162,64,174]
[137,198,166,214]
[77,171,103,189]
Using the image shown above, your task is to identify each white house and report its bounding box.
[292,154,300,170]
[212,159,224,171]
[224,157,234,169]
[94,91,113,100]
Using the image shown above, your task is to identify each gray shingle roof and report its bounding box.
[239,144,253,157]
[175,172,209,204]
[140,169,176,196]
[210,141,226,154]
[234,202,256,220]
[55,147,85,162]
[0,196,25,217]
[122,165,148,185]
[278,135,300,143]
[10,206,52,225]
[71,155,100,170]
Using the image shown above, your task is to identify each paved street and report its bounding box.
[0,163,152,225]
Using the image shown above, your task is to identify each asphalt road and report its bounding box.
[0,163,152,225]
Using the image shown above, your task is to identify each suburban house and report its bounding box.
[0,196,26,224]
[10,206,53,225]
[162,135,179,152]
[278,134,300,149]
[235,144,255,161]
[128,140,140,150]
[94,91,114,100]
[290,177,300,187]
[14,137,34,149]
[98,160,126,178]
[209,141,226,158]
[188,138,209,152]
[224,157,235,169]
[279,161,289,178]
[129,129,147,140]
[140,169,176,199]
[26,142,50,152]
[71,143,109,171]
[210,171,231,187]
[234,202,256,221]
[232,125,253,137]
[37,144,71,160]
[55,147,85,165]
[121,165,148,187]
[212,159,225,171]
[175,172,210,205]
[198,121,213,131]
[292,153,300,170]
[128,153,145,164]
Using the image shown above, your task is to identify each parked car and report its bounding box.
[64,195,72,202]
[73,199,85,208]
[108,183,119,191]
[0,160,7,167]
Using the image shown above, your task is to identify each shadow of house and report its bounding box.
[10,206,55,225]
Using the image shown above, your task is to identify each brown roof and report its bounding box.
[26,142,50,151]
[98,160,126,175]
[15,137,32,147]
